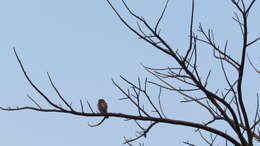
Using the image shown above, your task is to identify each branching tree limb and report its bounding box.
[1,0,259,145]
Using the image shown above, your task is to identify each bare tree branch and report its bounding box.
[1,0,259,145]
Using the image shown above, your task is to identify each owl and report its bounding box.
[97,98,108,118]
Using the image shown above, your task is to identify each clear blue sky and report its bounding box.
[0,0,259,145]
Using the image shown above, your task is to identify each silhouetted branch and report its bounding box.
[1,0,259,145]
[123,122,157,144]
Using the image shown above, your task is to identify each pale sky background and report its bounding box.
[0,0,259,146]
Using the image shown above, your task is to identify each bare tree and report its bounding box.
[1,0,260,145]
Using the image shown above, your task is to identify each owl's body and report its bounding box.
[97,98,108,118]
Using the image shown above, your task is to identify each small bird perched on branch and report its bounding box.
[97,98,108,118]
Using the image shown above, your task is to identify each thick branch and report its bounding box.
[0,106,241,146]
